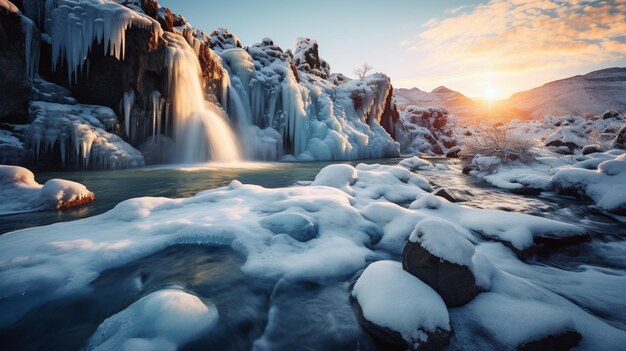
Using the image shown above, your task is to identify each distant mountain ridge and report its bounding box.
[394,67,626,122]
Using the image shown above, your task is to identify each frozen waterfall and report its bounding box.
[163,32,241,163]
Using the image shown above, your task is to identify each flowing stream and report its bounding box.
[1,159,625,350]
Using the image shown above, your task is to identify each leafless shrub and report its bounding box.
[353,62,373,80]
[460,125,535,164]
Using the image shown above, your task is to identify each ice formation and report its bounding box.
[23,0,163,83]
[0,164,94,215]
[27,100,144,169]
[163,32,241,163]
[150,90,163,142]
[122,90,134,137]
[215,33,400,161]
[86,289,218,351]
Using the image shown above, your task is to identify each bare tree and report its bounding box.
[353,62,373,80]
[460,124,535,170]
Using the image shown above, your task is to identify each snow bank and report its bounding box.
[399,156,434,171]
[351,261,450,345]
[86,288,218,351]
[1,162,613,348]
[0,165,94,215]
[552,153,626,214]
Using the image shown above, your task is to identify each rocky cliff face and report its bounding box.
[0,0,399,169]
[0,2,31,123]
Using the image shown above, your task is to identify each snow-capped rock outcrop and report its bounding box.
[0,165,94,215]
[394,106,459,156]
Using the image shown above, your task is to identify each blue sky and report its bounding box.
[160,0,626,99]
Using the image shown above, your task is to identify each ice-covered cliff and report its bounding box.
[0,0,399,170]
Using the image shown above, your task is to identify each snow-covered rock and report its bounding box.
[351,261,452,350]
[394,106,458,156]
[85,289,218,351]
[403,218,481,307]
[0,165,94,215]
[552,153,626,214]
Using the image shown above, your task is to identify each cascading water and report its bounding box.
[163,32,241,163]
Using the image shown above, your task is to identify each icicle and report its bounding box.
[150,90,162,142]
[122,90,135,138]
[41,0,162,84]
[20,16,40,80]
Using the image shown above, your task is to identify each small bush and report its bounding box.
[460,125,535,165]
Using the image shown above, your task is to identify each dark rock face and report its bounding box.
[140,0,158,18]
[197,42,225,97]
[613,124,626,149]
[545,140,580,154]
[602,109,619,119]
[352,296,451,351]
[0,6,31,123]
[39,26,165,144]
[293,38,331,79]
[517,330,582,351]
[403,241,479,307]
[380,84,400,139]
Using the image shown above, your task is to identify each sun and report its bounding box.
[485,86,496,101]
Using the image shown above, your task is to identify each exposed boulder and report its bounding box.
[601,109,620,120]
[403,219,481,307]
[352,261,452,351]
[581,144,604,155]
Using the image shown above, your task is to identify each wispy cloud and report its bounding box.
[399,0,626,97]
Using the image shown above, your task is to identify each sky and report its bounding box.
[159,0,626,99]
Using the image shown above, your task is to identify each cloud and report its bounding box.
[399,0,626,97]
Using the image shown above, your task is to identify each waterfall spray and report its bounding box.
[163,32,241,163]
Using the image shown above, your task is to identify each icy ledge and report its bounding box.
[0,165,94,215]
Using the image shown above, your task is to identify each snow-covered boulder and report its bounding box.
[403,219,481,307]
[545,126,586,154]
[351,261,452,351]
[0,165,94,215]
[85,289,218,351]
[399,156,434,171]
[552,153,626,214]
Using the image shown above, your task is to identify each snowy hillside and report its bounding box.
[395,67,626,123]
[506,67,626,119]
